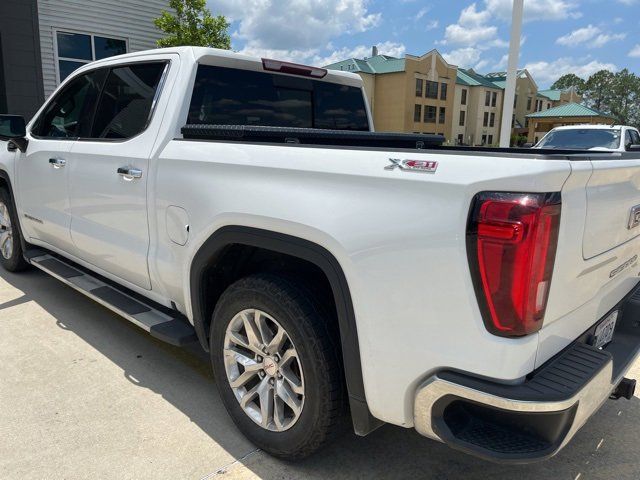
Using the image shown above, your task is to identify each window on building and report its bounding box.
[90,62,166,139]
[415,78,423,97]
[440,82,447,100]
[424,105,436,123]
[438,107,446,124]
[483,111,489,127]
[457,134,464,145]
[56,31,127,83]
[481,134,487,145]
[459,110,465,126]
[525,118,529,128]
[547,103,551,109]
[489,112,495,128]
[425,81,438,99]
[414,104,422,122]
[527,96,532,110]
[188,65,369,130]
[461,89,467,105]
[513,95,518,108]
[488,134,493,145]
[485,91,491,107]
[491,91,497,107]
[512,114,515,128]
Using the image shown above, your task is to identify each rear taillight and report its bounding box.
[467,192,561,337]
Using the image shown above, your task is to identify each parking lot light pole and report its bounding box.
[500,0,524,148]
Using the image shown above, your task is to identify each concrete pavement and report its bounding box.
[1,267,639,479]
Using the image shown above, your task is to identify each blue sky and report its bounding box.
[208,0,640,88]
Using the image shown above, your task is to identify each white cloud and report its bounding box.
[485,0,582,22]
[212,0,381,51]
[524,58,617,86]
[425,20,439,31]
[557,25,626,48]
[556,25,600,46]
[441,3,500,46]
[443,47,494,71]
[416,7,430,20]
[629,45,640,57]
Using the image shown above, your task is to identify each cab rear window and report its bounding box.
[187,65,369,131]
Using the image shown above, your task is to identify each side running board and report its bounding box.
[29,253,197,346]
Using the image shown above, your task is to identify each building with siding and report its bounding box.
[0,0,169,119]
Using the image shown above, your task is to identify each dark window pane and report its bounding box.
[461,89,467,105]
[57,32,92,60]
[415,78,423,97]
[438,107,445,124]
[34,69,106,138]
[491,92,497,107]
[91,62,165,139]
[424,105,436,123]
[414,104,421,122]
[59,60,87,82]
[425,81,438,99]
[459,110,465,126]
[94,37,127,60]
[537,128,622,150]
[440,83,447,100]
[485,91,490,106]
[188,65,369,131]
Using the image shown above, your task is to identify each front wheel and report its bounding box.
[210,274,346,460]
[0,188,29,272]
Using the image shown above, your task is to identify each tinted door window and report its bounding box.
[33,69,107,138]
[90,62,165,139]
[188,65,369,131]
[537,129,622,150]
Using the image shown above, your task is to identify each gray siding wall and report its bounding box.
[0,0,45,118]
[37,0,169,97]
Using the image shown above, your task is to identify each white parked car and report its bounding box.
[534,124,640,151]
[1,47,640,463]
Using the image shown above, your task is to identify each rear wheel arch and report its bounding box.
[189,225,381,435]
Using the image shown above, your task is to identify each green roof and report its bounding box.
[538,89,562,101]
[456,69,501,88]
[526,102,613,119]
[324,54,405,74]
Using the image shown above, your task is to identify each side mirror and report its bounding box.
[627,144,640,152]
[0,115,28,152]
[522,142,534,148]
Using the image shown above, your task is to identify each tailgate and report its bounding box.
[583,158,640,258]
[537,157,640,367]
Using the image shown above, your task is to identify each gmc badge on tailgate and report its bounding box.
[628,205,640,230]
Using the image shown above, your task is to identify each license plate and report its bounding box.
[593,311,618,349]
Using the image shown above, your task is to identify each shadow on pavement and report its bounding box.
[1,268,639,480]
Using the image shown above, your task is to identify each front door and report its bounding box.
[17,69,106,253]
[67,61,169,290]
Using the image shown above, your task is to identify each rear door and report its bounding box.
[67,60,170,290]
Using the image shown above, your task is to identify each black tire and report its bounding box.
[210,273,346,460]
[0,187,29,272]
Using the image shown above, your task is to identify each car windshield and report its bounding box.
[537,128,621,150]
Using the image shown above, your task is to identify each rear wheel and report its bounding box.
[0,188,28,272]
[210,274,345,460]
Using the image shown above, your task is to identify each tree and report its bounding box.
[607,69,640,126]
[154,0,230,49]
[583,70,615,112]
[551,74,586,94]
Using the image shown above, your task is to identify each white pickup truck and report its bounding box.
[1,47,640,463]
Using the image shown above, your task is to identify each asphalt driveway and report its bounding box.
[1,267,639,479]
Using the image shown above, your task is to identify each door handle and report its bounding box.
[49,158,66,169]
[117,167,143,180]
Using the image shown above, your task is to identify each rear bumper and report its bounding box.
[414,282,640,464]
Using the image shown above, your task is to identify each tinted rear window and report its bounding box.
[537,128,622,150]
[187,65,369,131]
